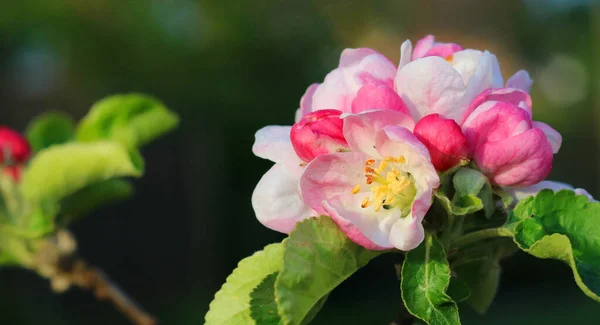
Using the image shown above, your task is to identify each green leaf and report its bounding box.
[250,273,284,325]
[447,277,470,303]
[510,189,600,302]
[25,112,75,153]
[76,93,179,149]
[435,191,483,216]
[452,167,494,218]
[57,179,134,226]
[454,257,501,314]
[401,233,460,325]
[21,142,143,204]
[275,216,381,325]
[205,243,284,325]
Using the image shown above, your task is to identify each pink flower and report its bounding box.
[462,95,560,187]
[0,126,31,164]
[413,114,468,172]
[291,109,349,162]
[300,111,439,251]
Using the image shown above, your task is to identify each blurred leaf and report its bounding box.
[250,272,283,325]
[275,216,381,325]
[401,233,460,325]
[76,93,179,149]
[454,257,501,314]
[510,189,600,302]
[57,179,134,226]
[205,243,284,325]
[25,112,75,153]
[21,142,143,204]
[447,277,470,304]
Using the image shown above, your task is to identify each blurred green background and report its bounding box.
[1,0,599,324]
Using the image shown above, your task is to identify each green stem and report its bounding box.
[451,227,514,250]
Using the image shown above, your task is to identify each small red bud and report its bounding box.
[0,127,31,164]
[414,114,468,172]
[291,109,349,162]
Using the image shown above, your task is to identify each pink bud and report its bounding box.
[291,109,349,162]
[0,127,31,164]
[412,35,463,60]
[351,84,409,114]
[413,114,468,172]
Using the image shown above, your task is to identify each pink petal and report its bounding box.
[394,56,466,122]
[252,164,315,233]
[412,35,435,59]
[457,50,504,113]
[374,125,432,162]
[388,195,429,251]
[423,43,463,59]
[463,88,533,124]
[311,50,397,113]
[533,121,562,154]
[351,84,409,114]
[323,193,396,250]
[300,152,369,215]
[343,110,415,157]
[506,70,533,92]
[474,128,553,187]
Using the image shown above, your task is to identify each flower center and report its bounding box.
[351,156,416,216]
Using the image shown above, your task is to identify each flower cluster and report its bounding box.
[252,35,567,251]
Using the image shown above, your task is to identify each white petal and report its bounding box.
[533,121,562,154]
[506,70,533,92]
[252,164,315,233]
[252,125,304,176]
[398,39,413,69]
[395,56,466,122]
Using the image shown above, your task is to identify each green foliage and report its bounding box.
[275,216,381,325]
[435,167,495,217]
[76,94,179,149]
[401,233,460,325]
[454,257,501,314]
[21,141,143,205]
[25,112,76,153]
[509,189,600,302]
[205,243,284,325]
[56,179,134,226]
[250,273,283,325]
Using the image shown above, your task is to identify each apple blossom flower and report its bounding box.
[300,111,439,251]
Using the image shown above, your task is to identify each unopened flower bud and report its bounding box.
[291,109,349,162]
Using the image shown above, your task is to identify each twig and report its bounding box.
[62,258,159,325]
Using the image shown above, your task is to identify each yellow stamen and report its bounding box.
[351,184,361,194]
[445,54,454,63]
[359,156,413,213]
[361,197,372,208]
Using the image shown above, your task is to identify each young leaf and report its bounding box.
[250,273,283,325]
[435,190,483,216]
[21,142,143,204]
[510,189,600,302]
[401,233,460,325]
[452,167,494,218]
[25,112,75,153]
[76,93,179,149]
[205,243,284,325]
[57,179,134,226]
[453,257,500,314]
[275,216,382,325]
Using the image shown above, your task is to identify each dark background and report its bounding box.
[1,1,599,324]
